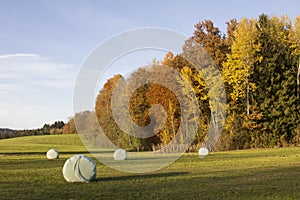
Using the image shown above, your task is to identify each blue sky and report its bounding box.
[0,0,299,129]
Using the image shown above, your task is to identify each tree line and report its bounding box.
[66,14,300,151]
[0,121,65,139]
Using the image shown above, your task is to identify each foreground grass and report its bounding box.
[0,135,299,199]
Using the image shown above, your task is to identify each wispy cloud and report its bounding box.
[0,53,77,128]
[0,83,13,94]
[0,53,77,92]
[0,53,38,59]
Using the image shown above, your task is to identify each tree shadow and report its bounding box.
[0,151,89,155]
[0,150,116,156]
[95,171,189,182]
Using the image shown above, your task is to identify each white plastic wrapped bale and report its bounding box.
[113,149,127,160]
[46,148,59,159]
[198,147,209,158]
[63,155,96,183]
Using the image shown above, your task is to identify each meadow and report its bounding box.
[0,135,299,199]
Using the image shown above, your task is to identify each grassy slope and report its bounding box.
[0,134,86,153]
[0,135,299,200]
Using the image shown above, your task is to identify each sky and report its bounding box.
[0,0,299,129]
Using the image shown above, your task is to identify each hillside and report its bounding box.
[0,134,86,153]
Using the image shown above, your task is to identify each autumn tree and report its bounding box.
[87,14,300,151]
[95,74,142,150]
[193,19,237,70]
[63,117,77,134]
[221,18,260,149]
[162,52,208,149]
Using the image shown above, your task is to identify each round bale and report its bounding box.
[113,149,127,161]
[46,148,59,159]
[198,147,209,158]
[63,154,96,183]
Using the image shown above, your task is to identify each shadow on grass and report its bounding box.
[126,156,170,161]
[94,166,300,199]
[96,171,189,182]
[0,150,114,156]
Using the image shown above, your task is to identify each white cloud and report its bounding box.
[0,53,78,92]
[0,53,77,129]
[0,83,13,94]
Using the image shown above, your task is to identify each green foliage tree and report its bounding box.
[248,14,300,147]
[289,16,300,144]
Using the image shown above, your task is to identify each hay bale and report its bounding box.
[46,149,59,159]
[113,149,127,160]
[198,147,209,158]
[63,155,96,183]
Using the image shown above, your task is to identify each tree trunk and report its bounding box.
[247,78,250,115]
[297,61,300,98]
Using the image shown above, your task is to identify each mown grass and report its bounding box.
[0,135,299,199]
[0,134,86,153]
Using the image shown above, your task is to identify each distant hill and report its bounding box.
[0,128,16,139]
[0,128,15,133]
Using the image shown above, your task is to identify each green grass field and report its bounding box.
[0,135,299,199]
